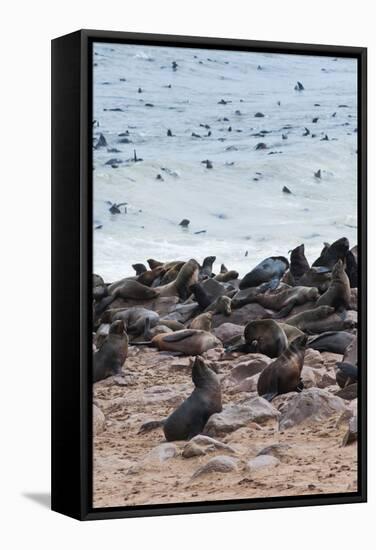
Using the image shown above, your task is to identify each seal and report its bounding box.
[151,329,222,355]
[137,266,165,287]
[343,336,357,365]
[190,312,213,331]
[132,263,147,275]
[214,270,239,282]
[336,362,358,388]
[289,244,310,283]
[312,237,349,269]
[206,295,232,316]
[298,266,332,293]
[112,307,160,336]
[156,259,199,300]
[112,280,159,301]
[227,319,288,358]
[316,259,351,310]
[246,286,319,318]
[345,249,358,288]
[93,320,128,382]
[278,322,305,343]
[257,334,308,400]
[308,331,355,354]
[285,305,335,331]
[199,256,216,280]
[159,262,185,285]
[239,256,289,290]
[190,282,212,309]
[147,258,164,269]
[163,356,222,441]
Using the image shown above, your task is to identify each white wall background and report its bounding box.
[0,1,373,548]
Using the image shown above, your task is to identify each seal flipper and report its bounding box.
[261,392,278,402]
[138,419,165,434]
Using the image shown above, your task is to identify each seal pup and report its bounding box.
[257,334,308,401]
[316,260,351,310]
[190,312,213,331]
[290,244,310,283]
[163,356,222,441]
[312,237,349,269]
[151,329,222,355]
[93,320,128,382]
[214,270,239,282]
[226,319,288,358]
[239,256,289,290]
[155,259,199,300]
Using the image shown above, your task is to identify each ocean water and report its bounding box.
[92,43,358,283]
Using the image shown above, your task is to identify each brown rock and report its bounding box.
[191,455,239,479]
[93,405,106,435]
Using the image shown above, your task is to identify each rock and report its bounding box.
[342,416,357,446]
[317,371,337,388]
[182,435,235,458]
[93,405,106,435]
[202,278,226,301]
[278,388,347,430]
[231,374,260,394]
[204,396,279,437]
[226,355,271,383]
[212,303,270,328]
[191,455,239,479]
[213,323,244,344]
[164,303,200,323]
[304,348,324,368]
[145,443,178,462]
[257,443,292,461]
[202,348,224,362]
[301,366,323,388]
[246,455,280,471]
[335,383,358,401]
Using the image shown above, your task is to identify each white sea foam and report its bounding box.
[93,43,357,282]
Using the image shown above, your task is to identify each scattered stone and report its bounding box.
[182,435,235,458]
[278,388,346,430]
[145,443,178,463]
[246,455,280,472]
[257,443,291,461]
[191,455,239,479]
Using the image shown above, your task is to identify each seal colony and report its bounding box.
[93,237,358,505]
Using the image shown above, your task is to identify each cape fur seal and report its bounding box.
[227,319,288,358]
[205,295,232,316]
[93,320,128,382]
[308,331,355,354]
[285,305,335,332]
[336,362,358,388]
[345,250,358,288]
[316,259,351,310]
[155,259,199,300]
[151,329,222,355]
[190,311,213,331]
[312,237,349,269]
[245,286,319,318]
[239,256,289,290]
[132,263,147,275]
[290,244,310,282]
[112,307,159,336]
[113,280,159,301]
[257,334,307,401]
[137,266,165,287]
[163,356,222,441]
[214,270,239,282]
[298,267,331,293]
[199,256,216,280]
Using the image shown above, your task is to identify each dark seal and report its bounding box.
[93,320,128,382]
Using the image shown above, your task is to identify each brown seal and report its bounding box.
[111,307,159,336]
[227,319,288,358]
[312,237,349,269]
[289,243,310,283]
[214,270,239,282]
[151,329,222,355]
[206,295,232,316]
[163,356,222,441]
[93,320,128,382]
[112,280,159,300]
[156,259,199,299]
[285,305,335,332]
[247,286,319,318]
[257,334,307,400]
[190,311,213,331]
[316,259,351,310]
[137,266,165,286]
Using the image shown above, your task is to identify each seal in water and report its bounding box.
[257,334,307,400]
[239,256,289,290]
[312,237,349,269]
[316,259,351,310]
[93,320,128,382]
[227,319,288,358]
[151,329,222,355]
[163,356,222,441]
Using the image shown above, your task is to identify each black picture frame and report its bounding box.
[51,29,367,521]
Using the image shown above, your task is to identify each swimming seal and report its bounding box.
[151,329,222,355]
[227,319,288,358]
[257,334,307,401]
[163,356,222,441]
[312,237,349,269]
[316,259,351,310]
[239,256,289,290]
[93,320,128,382]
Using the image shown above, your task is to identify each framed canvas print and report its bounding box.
[51,29,367,520]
